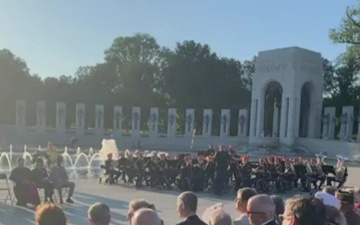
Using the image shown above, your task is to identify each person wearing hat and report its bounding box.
[49,155,75,204]
[336,190,360,225]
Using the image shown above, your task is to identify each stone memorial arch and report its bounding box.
[249,47,323,146]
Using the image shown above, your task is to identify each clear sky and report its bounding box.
[0,0,357,78]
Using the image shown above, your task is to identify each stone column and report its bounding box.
[272,103,279,137]
[202,109,212,137]
[185,109,195,137]
[149,107,159,138]
[340,106,354,141]
[167,108,177,137]
[286,97,297,145]
[16,99,26,130]
[56,102,66,134]
[280,97,288,138]
[131,107,141,138]
[220,109,231,137]
[113,106,122,136]
[95,105,104,136]
[322,107,335,139]
[75,103,85,136]
[36,101,46,133]
[249,99,258,139]
[238,109,248,136]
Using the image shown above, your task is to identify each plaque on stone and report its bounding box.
[185,109,195,137]
[220,109,231,137]
[167,108,177,137]
[149,107,159,138]
[76,103,85,136]
[113,106,123,135]
[36,101,46,133]
[131,107,141,137]
[95,105,104,135]
[202,109,212,137]
[56,102,66,134]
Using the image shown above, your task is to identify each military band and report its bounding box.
[100,148,349,194]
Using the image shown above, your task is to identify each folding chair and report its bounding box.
[0,173,13,205]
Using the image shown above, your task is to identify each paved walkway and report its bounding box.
[0,166,359,225]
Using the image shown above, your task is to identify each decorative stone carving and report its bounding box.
[185,109,195,137]
[220,109,231,137]
[36,101,46,133]
[167,108,177,137]
[322,107,336,140]
[16,99,26,128]
[113,106,122,135]
[340,106,354,141]
[202,109,212,137]
[95,105,104,135]
[76,103,85,136]
[131,107,141,137]
[149,107,159,138]
[56,102,66,134]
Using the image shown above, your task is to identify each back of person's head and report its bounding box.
[283,197,326,225]
[178,191,198,213]
[323,186,337,196]
[132,208,161,225]
[236,188,257,212]
[129,199,156,212]
[88,202,111,225]
[210,211,232,225]
[270,195,284,216]
[336,190,354,213]
[35,203,67,225]
[325,205,347,225]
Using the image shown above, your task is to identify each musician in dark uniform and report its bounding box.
[177,155,193,191]
[117,152,128,183]
[203,155,215,190]
[101,153,121,184]
[134,152,145,188]
[236,155,252,189]
[32,157,54,202]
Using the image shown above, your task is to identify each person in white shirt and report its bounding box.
[233,188,257,225]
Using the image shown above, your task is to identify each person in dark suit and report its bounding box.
[176,191,207,225]
[246,195,277,225]
[32,157,54,202]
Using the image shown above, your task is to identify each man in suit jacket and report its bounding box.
[246,195,277,225]
[233,188,257,225]
[176,191,207,225]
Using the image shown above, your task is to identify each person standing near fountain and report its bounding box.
[50,155,75,204]
[32,158,54,203]
[9,157,40,206]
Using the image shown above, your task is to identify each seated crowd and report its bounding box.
[9,155,76,206]
[32,187,360,225]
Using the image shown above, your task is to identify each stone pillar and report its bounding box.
[113,106,122,136]
[286,97,297,145]
[95,105,104,135]
[16,99,26,130]
[56,102,66,134]
[272,103,279,137]
[149,107,159,138]
[185,109,195,137]
[76,103,85,136]
[280,97,289,138]
[340,106,354,141]
[249,99,258,140]
[167,108,177,137]
[322,107,336,139]
[238,109,248,136]
[220,109,231,137]
[131,107,141,138]
[36,101,46,133]
[202,109,212,137]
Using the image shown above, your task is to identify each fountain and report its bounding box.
[0,152,12,173]
[9,144,13,161]
[89,147,94,156]
[22,145,33,167]
[76,147,81,157]
[62,147,74,169]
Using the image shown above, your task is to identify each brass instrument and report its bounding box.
[305,162,313,174]
[335,165,346,181]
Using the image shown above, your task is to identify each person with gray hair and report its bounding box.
[323,186,337,196]
[210,211,232,225]
[131,208,161,225]
[88,202,111,225]
[246,194,276,225]
[176,191,207,225]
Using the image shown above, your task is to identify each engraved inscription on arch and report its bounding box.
[257,64,287,73]
[300,63,321,75]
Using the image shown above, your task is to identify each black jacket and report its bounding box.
[176,215,207,225]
